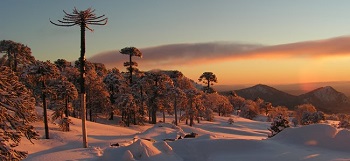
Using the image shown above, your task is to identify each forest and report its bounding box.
[2,38,350,160]
[1,7,350,161]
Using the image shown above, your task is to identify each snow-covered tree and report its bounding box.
[268,114,290,138]
[79,61,110,122]
[48,78,78,131]
[22,60,60,139]
[131,73,149,124]
[0,66,39,160]
[165,71,194,125]
[300,111,325,125]
[0,40,35,72]
[239,100,259,119]
[226,92,245,114]
[294,104,317,125]
[198,72,217,93]
[103,68,126,120]
[168,87,186,125]
[184,88,203,126]
[142,71,173,124]
[267,106,289,122]
[116,94,137,127]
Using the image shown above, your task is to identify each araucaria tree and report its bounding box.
[198,72,218,93]
[0,40,35,72]
[23,60,60,139]
[0,66,39,160]
[50,7,107,148]
[120,47,142,85]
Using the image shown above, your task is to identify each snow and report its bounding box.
[17,108,350,161]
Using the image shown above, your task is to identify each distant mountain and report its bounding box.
[233,84,299,108]
[230,84,350,114]
[298,86,350,113]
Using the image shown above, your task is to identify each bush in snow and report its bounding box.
[337,114,350,129]
[338,120,350,129]
[300,111,325,125]
[268,114,290,137]
[267,106,289,122]
[239,100,259,119]
[294,104,317,125]
[228,118,234,124]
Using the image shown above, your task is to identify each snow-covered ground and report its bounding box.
[17,109,350,161]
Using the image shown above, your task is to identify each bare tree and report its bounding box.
[50,7,107,148]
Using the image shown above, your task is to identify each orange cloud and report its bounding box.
[88,36,350,69]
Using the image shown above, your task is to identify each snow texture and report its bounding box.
[17,108,350,161]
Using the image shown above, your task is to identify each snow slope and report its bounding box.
[17,109,350,161]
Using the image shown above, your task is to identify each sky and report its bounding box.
[1,1,350,85]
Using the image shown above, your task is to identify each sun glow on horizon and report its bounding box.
[176,55,350,86]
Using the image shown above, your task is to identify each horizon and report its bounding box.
[2,1,350,85]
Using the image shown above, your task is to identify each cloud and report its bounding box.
[88,36,350,69]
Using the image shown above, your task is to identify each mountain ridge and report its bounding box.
[222,84,350,114]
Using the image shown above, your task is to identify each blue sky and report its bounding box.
[2,1,350,84]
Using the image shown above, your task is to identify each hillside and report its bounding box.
[232,84,350,113]
[233,84,299,108]
[299,86,350,113]
[16,108,350,161]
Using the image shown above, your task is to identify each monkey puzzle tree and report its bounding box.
[0,66,39,160]
[103,68,126,120]
[23,60,60,139]
[50,7,107,148]
[0,40,35,72]
[120,47,142,85]
[198,72,218,93]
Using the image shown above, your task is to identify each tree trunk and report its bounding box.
[189,113,194,127]
[174,98,178,126]
[162,108,165,123]
[42,81,49,139]
[13,52,17,72]
[108,87,114,120]
[80,22,88,148]
[179,110,182,122]
[148,109,151,123]
[89,109,92,122]
[133,110,136,125]
[109,111,114,120]
[129,54,132,85]
[151,105,157,124]
[65,96,69,117]
[189,100,193,126]
[207,80,210,89]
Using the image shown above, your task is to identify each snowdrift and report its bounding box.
[271,124,350,151]
[19,111,350,161]
[101,123,350,161]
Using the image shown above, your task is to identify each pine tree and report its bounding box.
[0,66,39,160]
